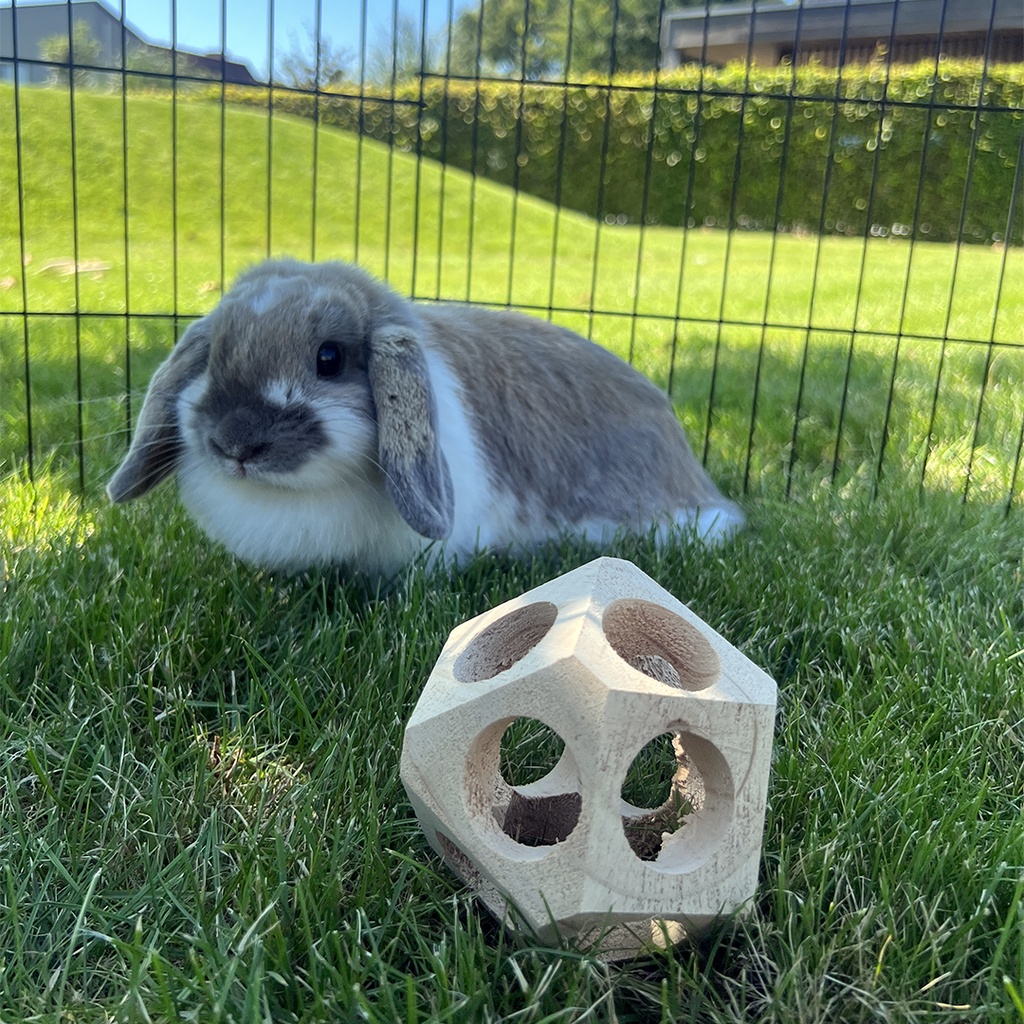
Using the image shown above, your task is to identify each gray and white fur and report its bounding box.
[107,259,743,576]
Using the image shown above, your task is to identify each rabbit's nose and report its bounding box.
[209,409,274,466]
[209,435,271,464]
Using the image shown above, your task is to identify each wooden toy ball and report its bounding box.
[400,556,777,959]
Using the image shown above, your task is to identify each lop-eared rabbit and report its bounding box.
[107,259,743,577]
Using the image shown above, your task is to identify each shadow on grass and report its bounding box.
[661,324,1023,509]
[1,314,182,488]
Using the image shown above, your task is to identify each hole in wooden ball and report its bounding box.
[603,599,720,692]
[502,790,582,848]
[453,602,558,683]
[497,718,580,848]
[620,732,705,862]
[499,716,564,787]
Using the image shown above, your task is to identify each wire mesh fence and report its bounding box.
[1,0,1022,510]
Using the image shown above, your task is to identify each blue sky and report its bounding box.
[6,0,465,79]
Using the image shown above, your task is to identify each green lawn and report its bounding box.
[1,82,1023,1022]
[2,83,1022,503]
[2,477,1022,1022]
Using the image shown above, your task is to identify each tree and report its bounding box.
[363,13,444,86]
[276,25,352,90]
[448,0,577,79]
[447,0,747,80]
[39,20,103,88]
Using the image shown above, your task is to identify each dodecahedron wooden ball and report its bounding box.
[400,556,777,959]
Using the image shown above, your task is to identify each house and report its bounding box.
[0,0,261,85]
[660,0,1023,68]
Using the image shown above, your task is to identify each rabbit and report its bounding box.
[106,259,743,577]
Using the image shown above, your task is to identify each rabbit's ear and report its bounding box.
[107,319,212,502]
[367,325,454,541]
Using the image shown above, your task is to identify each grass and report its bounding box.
[1,476,1022,1022]
[1,83,1022,504]
[1,81,1023,1021]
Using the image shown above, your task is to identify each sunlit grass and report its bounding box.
[2,472,1022,1021]
[1,80,1023,1023]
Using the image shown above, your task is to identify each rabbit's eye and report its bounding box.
[317,341,345,378]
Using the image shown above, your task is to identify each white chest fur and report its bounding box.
[175,458,430,575]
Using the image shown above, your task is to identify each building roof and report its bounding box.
[661,0,1022,65]
[1,0,261,85]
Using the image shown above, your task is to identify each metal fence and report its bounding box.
[1,0,1022,509]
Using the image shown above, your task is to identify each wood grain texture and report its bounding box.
[400,556,778,960]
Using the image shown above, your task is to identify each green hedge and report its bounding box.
[217,60,1024,243]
